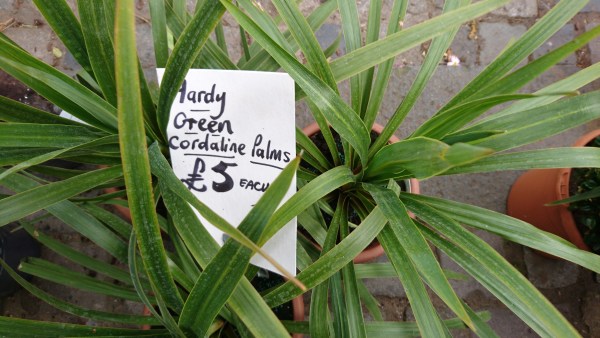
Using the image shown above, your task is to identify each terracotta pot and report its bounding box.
[507,129,600,252]
[302,122,420,263]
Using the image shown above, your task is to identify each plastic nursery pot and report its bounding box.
[0,226,41,298]
[507,129,600,252]
[302,122,420,263]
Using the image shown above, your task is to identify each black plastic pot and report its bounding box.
[0,227,41,298]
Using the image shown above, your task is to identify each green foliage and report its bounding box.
[1,0,600,337]
[567,137,600,254]
[571,167,600,253]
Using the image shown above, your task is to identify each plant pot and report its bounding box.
[507,129,600,252]
[302,122,420,263]
[0,226,41,298]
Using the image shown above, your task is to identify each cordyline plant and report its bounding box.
[1,0,600,337]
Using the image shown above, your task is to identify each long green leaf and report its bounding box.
[355,263,468,281]
[470,24,600,102]
[359,0,382,117]
[469,62,600,126]
[115,0,183,313]
[368,0,469,154]
[447,147,600,174]
[403,193,600,273]
[464,92,600,151]
[366,184,472,330]
[32,0,92,74]
[178,158,299,337]
[0,166,121,226]
[165,216,200,280]
[310,198,343,337]
[410,94,536,140]
[215,21,229,56]
[82,203,132,238]
[0,316,168,337]
[328,0,510,85]
[550,186,600,205]
[163,186,298,336]
[0,96,76,125]
[260,165,355,245]
[0,123,104,148]
[378,224,450,337]
[0,257,157,326]
[0,42,117,132]
[298,206,328,247]
[405,197,580,336]
[160,183,219,267]
[150,0,169,67]
[272,0,336,89]
[364,185,448,337]
[222,0,371,166]
[270,0,342,166]
[19,258,150,302]
[339,205,367,338]
[22,223,133,285]
[330,270,348,338]
[240,0,337,72]
[362,0,407,129]
[284,313,492,336]
[337,0,363,113]
[237,0,292,53]
[1,171,128,261]
[265,204,388,307]
[357,279,384,321]
[157,0,225,137]
[414,216,576,337]
[78,0,117,106]
[365,137,493,180]
[0,135,119,183]
[440,0,588,111]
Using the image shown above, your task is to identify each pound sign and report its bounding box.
[181,157,207,192]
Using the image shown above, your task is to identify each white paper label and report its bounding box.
[158,69,296,276]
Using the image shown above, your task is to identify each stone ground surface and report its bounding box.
[1,0,600,337]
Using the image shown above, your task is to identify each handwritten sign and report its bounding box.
[158,69,296,276]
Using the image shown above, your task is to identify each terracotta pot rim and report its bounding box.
[302,122,420,263]
[508,129,600,253]
[556,129,600,251]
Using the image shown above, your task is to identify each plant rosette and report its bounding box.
[507,129,600,253]
[302,122,420,263]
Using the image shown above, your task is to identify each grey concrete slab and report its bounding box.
[478,22,528,65]
[449,25,480,67]
[583,0,600,12]
[586,22,600,65]
[583,290,600,337]
[533,24,578,65]
[524,248,580,288]
[492,0,538,18]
